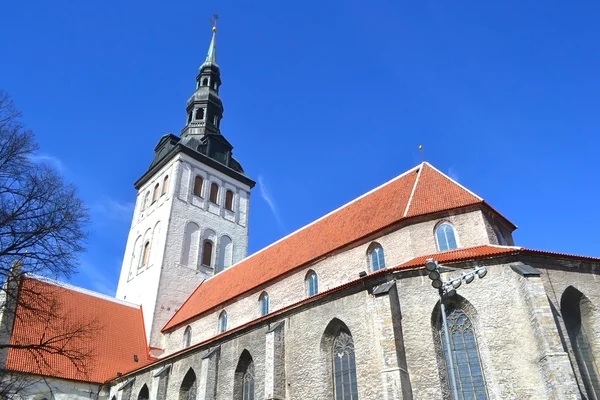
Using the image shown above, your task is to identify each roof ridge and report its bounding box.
[192,163,423,287]
[422,162,484,201]
[24,273,139,308]
[403,163,423,217]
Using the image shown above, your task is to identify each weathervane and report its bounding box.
[210,13,219,32]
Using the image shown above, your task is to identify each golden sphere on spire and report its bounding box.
[419,145,423,150]
[212,26,217,32]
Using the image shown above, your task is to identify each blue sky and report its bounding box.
[1,1,599,295]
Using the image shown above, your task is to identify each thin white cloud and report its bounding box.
[258,175,285,230]
[448,166,460,182]
[77,258,116,296]
[28,153,66,172]
[91,197,135,223]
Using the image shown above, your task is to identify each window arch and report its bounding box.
[259,292,269,316]
[183,325,192,348]
[195,108,205,120]
[218,310,228,333]
[182,222,200,267]
[322,319,359,400]
[162,175,169,196]
[234,350,255,400]
[202,240,213,267]
[143,191,150,209]
[129,236,142,278]
[217,236,233,273]
[436,222,459,252]
[193,175,203,197]
[306,270,318,297]
[368,244,385,271]
[209,182,219,204]
[225,190,234,211]
[437,303,488,399]
[152,183,159,203]
[137,384,149,400]
[202,78,208,86]
[179,368,197,400]
[142,241,151,267]
[561,287,600,398]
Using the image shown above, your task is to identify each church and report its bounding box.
[1,25,599,400]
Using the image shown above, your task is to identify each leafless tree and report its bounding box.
[0,91,94,398]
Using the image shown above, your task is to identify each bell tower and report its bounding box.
[116,21,255,349]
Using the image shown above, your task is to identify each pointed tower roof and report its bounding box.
[201,26,218,69]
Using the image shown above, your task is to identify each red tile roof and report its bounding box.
[163,162,497,331]
[5,277,153,383]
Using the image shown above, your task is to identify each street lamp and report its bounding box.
[425,259,488,400]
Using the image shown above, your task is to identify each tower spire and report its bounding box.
[203,14,219,68]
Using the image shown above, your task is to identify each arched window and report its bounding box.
[225,190,234,211]
[202,240,213,267]
[187,112,192,124]
[217,236,233,273]
[209,182,219,204]
[436,223,458,252]
[179,368,197,400]
[182,222,200,267]
[243,360,255,400]
[162,175,169,196]
[183,325,192,348]
[152,183,159,203]
[202,78,208,86]
[369,245,385,271]
[259,292,269,316]
[144,191,150,209]
[333,330,359,400]
[561,287,600,398]
[306,270,318,297]
[234,350,254,400]
[218,310,228,333]
[137,384,149,400]
[195,108,205,120]
[142,242,150,267]
[193,175,203,197]
[439,304,488,399]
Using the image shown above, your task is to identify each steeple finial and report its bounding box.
[203,14,219,67]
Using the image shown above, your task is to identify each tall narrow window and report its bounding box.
[202,240,213,267]
[562,288,600,399]
[195,108,204,120]
[193,176,203,197]
[333,330,359,400]
[162,175,169,196]
[369,245,385,271]
[152,183,159,203]
[440,305,488,399]
[179,368,197,400]
[144,191,150,209]
[142,242,150,267]
[137,385,149,400]
[436,223,458,252]
[306,270,318,297]
[202,78,209,86]
[259,292,269,316]
[225,190,234,211]
[243,361,255,400]
[210,183,219,204]
[219,311,228,333]
[183,326,192,348]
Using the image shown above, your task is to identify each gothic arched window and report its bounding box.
[225,190,234,211]
[142,241,150,267]
[202,78,209,86]
[242,360,255,400]
[333,330,359,400]
[179,368,197,400]
[193,175,203,197]
[218,310,228,333]
[234,350,255,400]
[259,292,269,316]
[202,240,213,267]
[195,108,205,120]
[217,236,233,273]
[137,384,149,400]
[183,325,192,348]
[561,287,600,399]
[209,182,219,204]
[144,191,150,209]
[162,175,169,196]
[368,244,385,271]
[306,270,318,297]
[436,223,458,252]
[439,304,488,399]
[152,183,159,203]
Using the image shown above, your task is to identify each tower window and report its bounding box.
[259,292,269,316]
[144,191,150,209]
[225,190,234,211]
[142,241,150,266]
[152,183,159,203]
[202,78,209,86]
[209,183,219,204]
[368,244,385,272]
[306,270,318,297]
[436,222,458,252]
[193,175,204,197]
[218,310,228,333]
[162,175,169,196]
[187,112,192,124]
[202,240,213,266]
[195,108,205,120]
